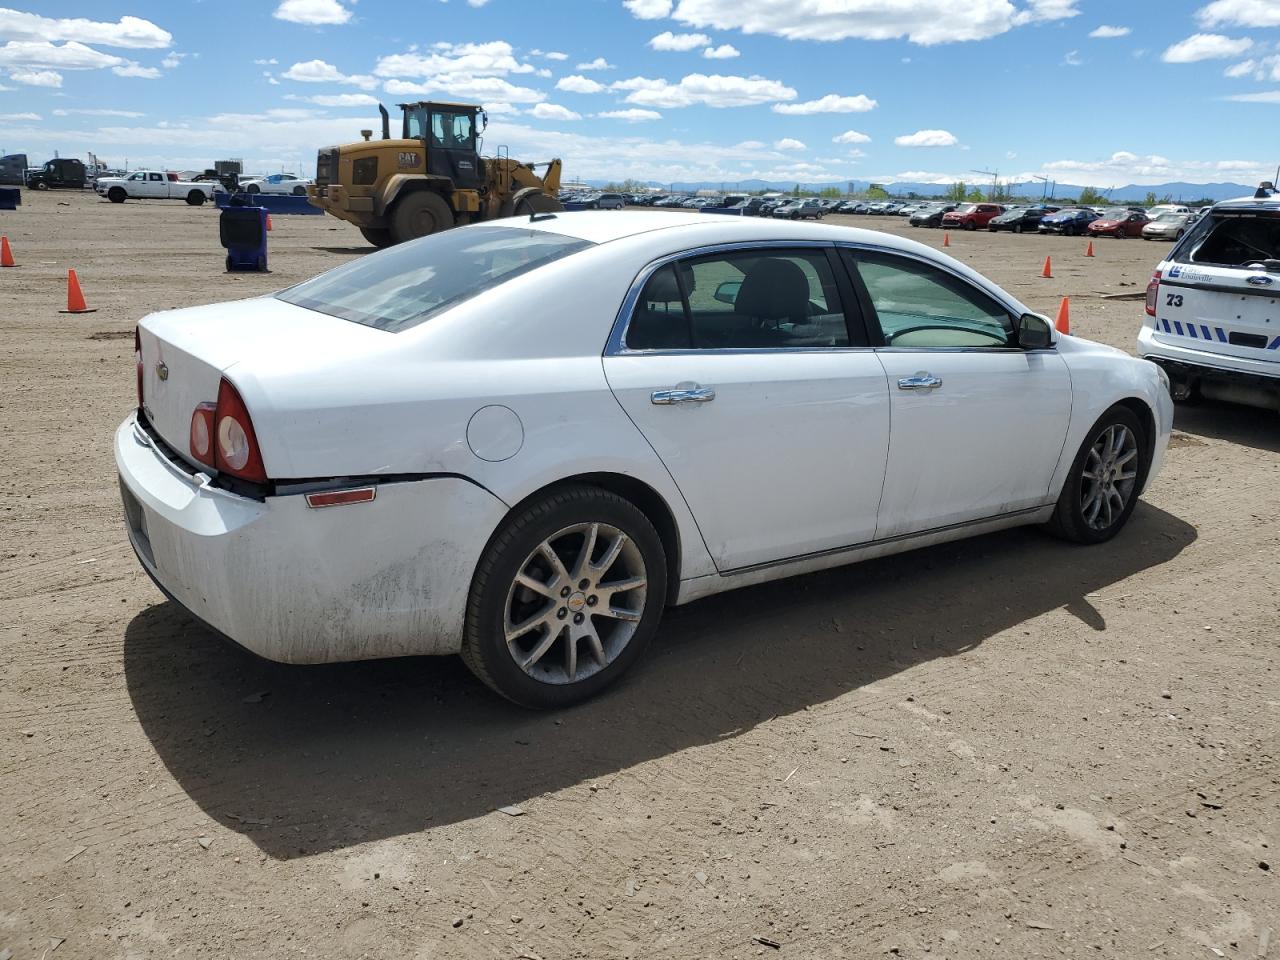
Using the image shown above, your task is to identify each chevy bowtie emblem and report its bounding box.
[156,361,169,381]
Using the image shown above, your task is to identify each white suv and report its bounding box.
[1137,183,1280,411]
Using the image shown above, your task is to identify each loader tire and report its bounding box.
[390,190,453,244]
[359,227,394,248]
[514,193,563,217]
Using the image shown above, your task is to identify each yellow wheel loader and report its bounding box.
[307,101,563,247]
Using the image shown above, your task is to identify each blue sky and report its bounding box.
[2,0,1278,187]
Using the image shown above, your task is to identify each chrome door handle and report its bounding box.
[651,386,716,405]
[897,374,943,391]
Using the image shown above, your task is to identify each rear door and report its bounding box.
[843,247,1072,540]
[604,244,891,572]
[145,172,167,198]
[1156,207,1280,357]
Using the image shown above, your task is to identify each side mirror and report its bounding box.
[1018,312,1056,349]
[714,280,742,305]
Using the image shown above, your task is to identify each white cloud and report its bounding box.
[483,101,521,114]
[895,128,959,147]
[0,40,123,70]
[612,72,796,108]
[734,139,766,149]
[161,54,180,68]
[597,108,662,121]
[8,67,60,86]
[1222,54,1280,79]
[467,0,491,6]
[273,0,353,25]
[1197,0,1280,28]
[703,43,740,58]
[556,74,605,93]
[1063,49,1083,66]
[375,41,536,78]
[0,9,171,48]
[254,58,279,65]
[832,129,871,143]
[624,0,673,18]
[1224,89,1280,102]
[649,31,711,51]
[543,51,569,60]
[287,92,379,106]
[772,93,876,114]
[1089,24,1131,38]
[774,137,806,150]
[529,102,582,121]
[7,111,38,120]
[383,75,545,103]
[53,107,144,117]
[576,56,614,70]
[283,59,378,89]
[1162,33,1253,63]
[113,62,161,79]
[1033,150,1272,186]
[661,0,1074,45]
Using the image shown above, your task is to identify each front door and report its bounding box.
[843,248,1073,540]
[428,108,482,190]
[604,245,891,572]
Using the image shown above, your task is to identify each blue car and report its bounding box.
[1038,207,1099,236]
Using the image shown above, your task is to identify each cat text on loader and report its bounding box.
[307,101,564,247]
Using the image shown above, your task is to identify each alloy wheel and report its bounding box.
[1080,424,1139,531]
[503,522,648,685]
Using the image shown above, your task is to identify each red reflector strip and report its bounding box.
[306,487,377,509]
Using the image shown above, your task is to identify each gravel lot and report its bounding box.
[2,191,1277,959]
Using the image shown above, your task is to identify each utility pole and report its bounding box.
[970,168,999,200]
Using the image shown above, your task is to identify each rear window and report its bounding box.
[1173,209,1280,267]
[277,225,593,332]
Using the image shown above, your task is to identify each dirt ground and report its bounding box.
[2,191,1277,960]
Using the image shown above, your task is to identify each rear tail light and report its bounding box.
[134,327,144,407]
[1145,270,1161,317]
[212,378,267,482]
[189,402,216,468]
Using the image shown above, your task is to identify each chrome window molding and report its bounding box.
[603,237,1030,358]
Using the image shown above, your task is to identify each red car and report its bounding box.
[1086,207,1150,238]
[941,202,1005,230]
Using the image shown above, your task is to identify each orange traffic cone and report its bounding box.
[1055,296,1070,335]
[942,232,950,247]
[1085,241,1094,258]
[0,235,14,268]
[59,269,97,314]
[265,214,272,232]
[1041,255,1053,278]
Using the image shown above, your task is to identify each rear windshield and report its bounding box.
[1172,209,1280,267]
[277,225,593,332]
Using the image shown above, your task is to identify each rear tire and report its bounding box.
[514,192,563,216]
[292,185,307,196]
[246,184,260,195]
[390,190,454,244]
[1045,405,1148,545]
[461,485,667,709]
[359,226,394,248]
[186,190,205,206]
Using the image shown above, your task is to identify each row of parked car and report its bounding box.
[899,200,1207,240]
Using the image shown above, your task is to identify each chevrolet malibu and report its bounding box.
[117,212,1171,708]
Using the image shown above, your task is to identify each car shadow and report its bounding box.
[123,503,1195,860]
[1172,400,1280,454]
[310,246,374,256]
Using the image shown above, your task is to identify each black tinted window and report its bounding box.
[278,226,592,332]
[626,249,851,351]
[1175,211,1280,267]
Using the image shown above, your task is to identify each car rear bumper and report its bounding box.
[1138,326,1280,381]
[115,413,509,664]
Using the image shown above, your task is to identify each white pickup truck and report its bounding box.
[94,170,222,206]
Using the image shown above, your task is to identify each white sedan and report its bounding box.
[117,212,1171,707]
[238,173,312,196]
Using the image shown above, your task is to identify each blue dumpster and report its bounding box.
[219,204,269,272]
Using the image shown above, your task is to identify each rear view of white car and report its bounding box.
[1138,184,1280,411]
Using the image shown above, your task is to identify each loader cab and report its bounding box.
[400,101,483,190]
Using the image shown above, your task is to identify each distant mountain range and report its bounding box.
[579,178,1260,203]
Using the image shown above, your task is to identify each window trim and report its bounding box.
[606,240,872,356]
[836,243,1030,353]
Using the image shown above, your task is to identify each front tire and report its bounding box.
[359,226,394,248]
[1045,406,1148,544]
[292,185,307,196]
[461,485,667,709]
[513,192,563,216]
[390,190,454,244]
[107,187,126,203]
[245,183,260,195]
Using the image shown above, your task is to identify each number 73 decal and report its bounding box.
[1165,293,1184,307]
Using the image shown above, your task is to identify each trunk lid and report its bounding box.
[138,296,385,470]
